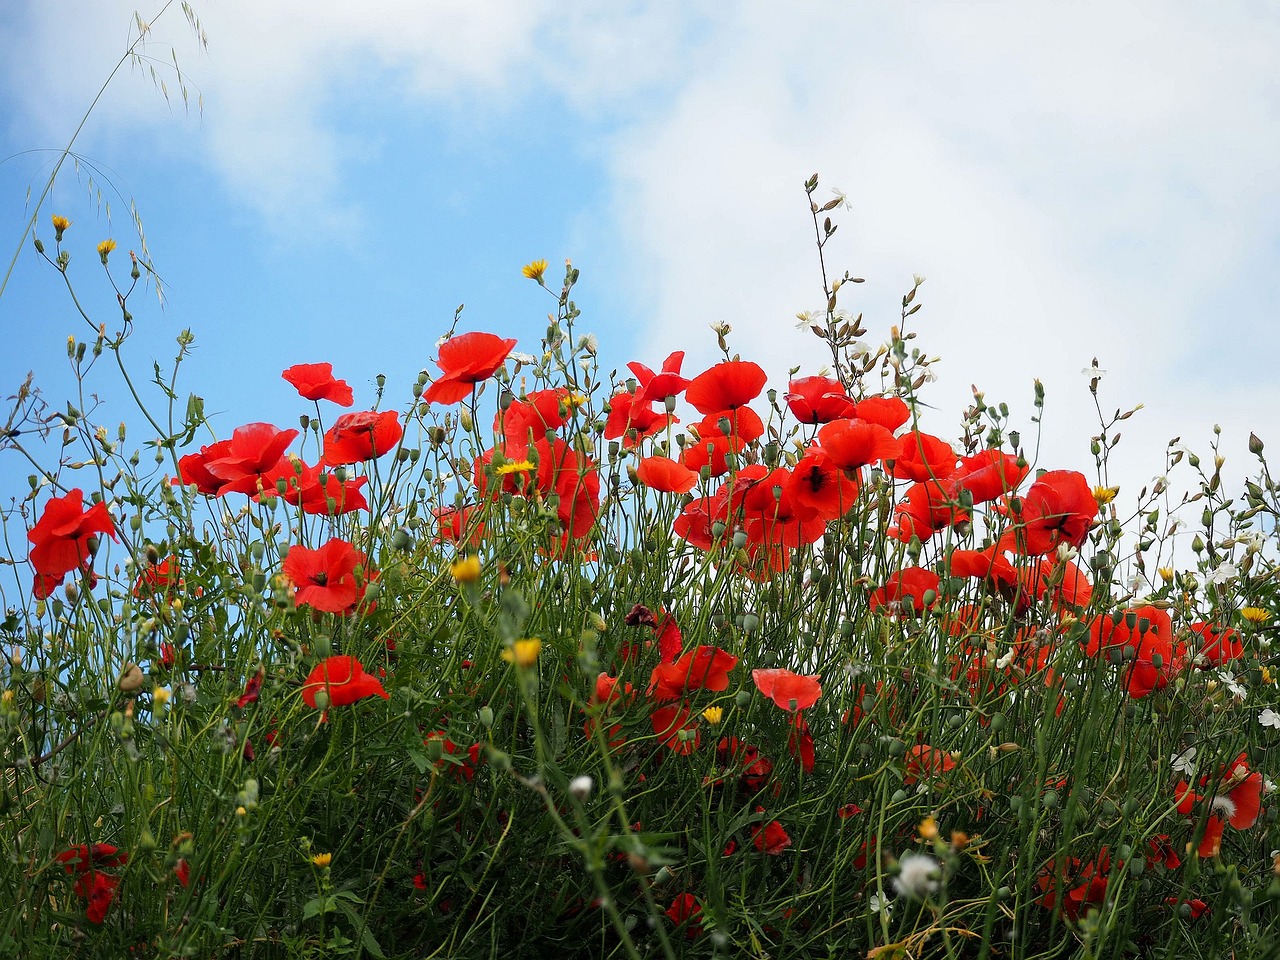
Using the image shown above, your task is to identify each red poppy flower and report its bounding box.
[788,445,859,520]
[665,893,703,938]
[685,360,767,414]
[28,488,117,597]
[1037,850,1112,919]
[889,479,967,543]
[637,456,699,494]
[58,844,129,925]
[697,407,765,445]
[283,538,369,614]
[1189,622,1243,667]
[651,702,699,754]
[57,844,128,873]
[603,390,674,446]
[886,432,959,483]
[321,410,402,466]
[751,810,792,855]
[301,655,389,708]
[433,505,485,545]
[785,376,857,424]
[817,418,900,473]
[950,450,1029,505]
[629,351,690,405]
[650,646,739,701]
[133,555,185,600]
[422,331,518,405]
[495,388,577,455]
[904,744,955,785]
[262,457,369,515]
[181,422,300,497]
[680,428,741,478]
[999,469,1097,556]
[869,567,940,615]
[1085,606,1180,698]
[236,666,265,709]
[853,396,910,431]
[752,668,822,712]
[1165,897,1210,919]
[282,362,354,406]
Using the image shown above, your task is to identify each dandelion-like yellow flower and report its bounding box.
[152,686,171,708]
[1261,666,1274,686]
[51,215,71,239]
[1157,567,1175,584]
[495,459,535,476]
[702,706,723,726]
[311,852,332,868]
[1,690,13,706]
[1242,606,1271,625]
[1092,485,1119,506]
[502,637,542,668]
[97,238,117,263]
[917,816,939,841]
[521,259,548,282]
[450,555,481,584]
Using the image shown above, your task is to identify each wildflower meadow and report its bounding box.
[3,63,1280,960]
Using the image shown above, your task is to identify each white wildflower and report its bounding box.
[1260,708,1280,730]
[1207,562,1239,586]
[709,320,732,336]
[568,775,593,800]
[830,187,852,210]
[868,892,891,915]
[509,351,536,365]
[1171,747,1197,778]
[995,649,1016,670]
[795,310,824,332]
[1081,365,1107,381]
[1218,671,1247,699]
[893,852,941,900]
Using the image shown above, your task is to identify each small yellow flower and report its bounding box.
[236,805,247,817]
[502,637,542,668]
[1157,567,1175,584]
[1261,666,1274,686]
[917,816,939,841]
[1092,485,1119,506]
[311,852,332,868]
[1242,606,1271,625]
[152,686,171,708]
[522,259,548,282]
[97,238,117,263]
[702,706,723,726]
[51,215,71,239]
[950,830,970,850]
[566,393,588,411]
[1,690,13,706]
[450,555,481,584]
[495,459,535,476]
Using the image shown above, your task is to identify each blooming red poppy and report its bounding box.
[321,410,402,466]
[853,396,910,431]
[785,376,857,424]
[751,810,792,855]
[1165,897,1210,919]
[433,505,485,545]
[788,445,859,520]
[1189,622,1243,667]
[423,331,518,404]
[603,390,674,447]
[236,666,266,709]
[637,456,699,494]
[889,479,968,543]
[885,431,959,483]
[786,713,815,773]
[665,893,703,939]
[133,555,185,600]
[629,351,690,405]
[684,360,767,414]
[904,744,955,785]
[282,362,354,406]
[817,418,900,473]
[495,388,577,455]
[1037,850,1112,919]
[178,422,299,497]
[869,567,941,615]
[58,844,129,924]
[301,655,389,708]
[1085,606,1180,698]
[28,488,117,598]
[650,646,739,701]
[950,450,1029,506]
[679,427,741,478]
[752,668,821,712]
[998,469,1097,556]
[262,457,369,515]
[651,702,699,754]
[283,538,370,614]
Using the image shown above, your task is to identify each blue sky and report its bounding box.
[2,0,1279,525]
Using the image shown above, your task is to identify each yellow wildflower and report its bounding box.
[1157,567,1175,584]
[152,686,171,708]
[1,690,13,706]
[51,215,71,239]
[495,459,535,476]
[1092,485,1119,506]
[502,638,542,668]
[702,706,723,726]
[1242,606,1271,625]
[311,852,332,868]
[449,555,481,584]
[917,816,939,841]
[521,259,548,282]
[97,238,117,263]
